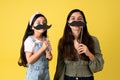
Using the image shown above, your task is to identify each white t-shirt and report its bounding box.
[24,36,52,52]
[24,36,35,52]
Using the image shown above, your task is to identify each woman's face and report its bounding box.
[32,16,46,33]
[68,12,84,31]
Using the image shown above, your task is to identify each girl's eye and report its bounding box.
[42,20,46,24]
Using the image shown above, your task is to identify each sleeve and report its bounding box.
[89,37,104,73]
[24,37,34,52]
[54,52,65,80]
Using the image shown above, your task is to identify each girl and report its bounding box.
[54,9,104,80]
[18,12,52,80]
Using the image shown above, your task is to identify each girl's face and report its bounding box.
[68,12,84,31]
[32,16,46,34]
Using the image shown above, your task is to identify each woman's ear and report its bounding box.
[68,20,70,24]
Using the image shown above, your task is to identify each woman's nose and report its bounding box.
[74,19,79,22]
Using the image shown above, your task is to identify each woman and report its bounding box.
[18,12,52,80]
[54,9,104,80]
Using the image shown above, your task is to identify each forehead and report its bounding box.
[36,16,46,21]
[33,16,46,25]
[70,12,83,18]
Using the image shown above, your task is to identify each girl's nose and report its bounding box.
[40,23,43,25]
[39,21,44,25]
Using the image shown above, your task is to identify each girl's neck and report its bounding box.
[33,34,43,40]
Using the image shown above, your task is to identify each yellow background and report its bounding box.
[0,0,120,80]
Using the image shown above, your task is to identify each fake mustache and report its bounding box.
[69,21,86,27]
[34,24,52,30]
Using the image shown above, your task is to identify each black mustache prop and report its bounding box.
[34,24,52,30]
[69,21,86,27]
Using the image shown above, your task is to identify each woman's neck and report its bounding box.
[73,30,80,40]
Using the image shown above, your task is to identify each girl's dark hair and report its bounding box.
[18,13,48,67]
[59,9,95,61]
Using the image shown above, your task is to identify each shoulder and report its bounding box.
[24,36,34,44]
[91,36,97,40]
[91,36,101,49]
[91,36,99,43]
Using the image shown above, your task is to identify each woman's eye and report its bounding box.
[78,18,83,21]
[70,17,75,20]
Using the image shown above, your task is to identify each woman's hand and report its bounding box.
[77,43,89,55]
[74,41,95,61]
[74,42,89,54]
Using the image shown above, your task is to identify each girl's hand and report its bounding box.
[44,38,52,60]
[42,41,49,51]
[45,38,52,51]
[46,50,52,60]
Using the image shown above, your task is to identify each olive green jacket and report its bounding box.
[54,36,104,80]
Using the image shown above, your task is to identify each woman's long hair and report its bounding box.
[18,13,48,67]
[59,9,95,61]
